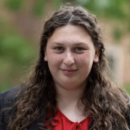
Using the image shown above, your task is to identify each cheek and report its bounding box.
[47,55,62,68]
[76,53,94,66]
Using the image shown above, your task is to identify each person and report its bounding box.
[0,4,130,130]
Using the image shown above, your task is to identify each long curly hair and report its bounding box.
[8,4,130,130]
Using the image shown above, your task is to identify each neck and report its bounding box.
[56,83,86,110]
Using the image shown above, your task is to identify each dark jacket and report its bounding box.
[0,86,130,130]
[0,86,47,130]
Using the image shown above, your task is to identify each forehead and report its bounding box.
[47,25,93,46]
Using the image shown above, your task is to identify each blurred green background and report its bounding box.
[0,0,130,93]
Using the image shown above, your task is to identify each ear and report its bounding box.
[93,49,100,63]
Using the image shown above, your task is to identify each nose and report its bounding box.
[63,51,75,66]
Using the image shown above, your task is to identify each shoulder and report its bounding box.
[0,86,21,130]
[0,86,21,108]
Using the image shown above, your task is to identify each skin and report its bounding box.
[44,25,99,122]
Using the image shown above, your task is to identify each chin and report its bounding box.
[60,82,81,90]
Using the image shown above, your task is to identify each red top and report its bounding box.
[46,108,92,130]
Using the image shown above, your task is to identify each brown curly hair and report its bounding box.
[8,4,130,130]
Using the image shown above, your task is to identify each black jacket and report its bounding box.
[0,86,48,130]
[0,86,130,130]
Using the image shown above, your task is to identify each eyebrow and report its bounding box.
[53,42,88,46]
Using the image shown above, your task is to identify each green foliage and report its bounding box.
[54,0,62,9]
[1,0,130,92]
[32,0,45,16]
[0,35,34,64]
[112,28,123,42]
[3,0,130,28]
[4,0,25,11]
[0,18,36,92]
[76,0,130,31]
[0,82,12,92]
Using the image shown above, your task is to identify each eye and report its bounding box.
[74,47,85,52]
[54,47,64,52]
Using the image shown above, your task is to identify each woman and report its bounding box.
[0,4,130,130]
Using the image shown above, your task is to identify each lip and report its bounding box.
[61,69,77,72]
[61,69,77,75]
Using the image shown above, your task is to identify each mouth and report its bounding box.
[61,69,78,72]
[61,69,78,75]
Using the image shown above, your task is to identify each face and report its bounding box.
[44,25,99,90]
